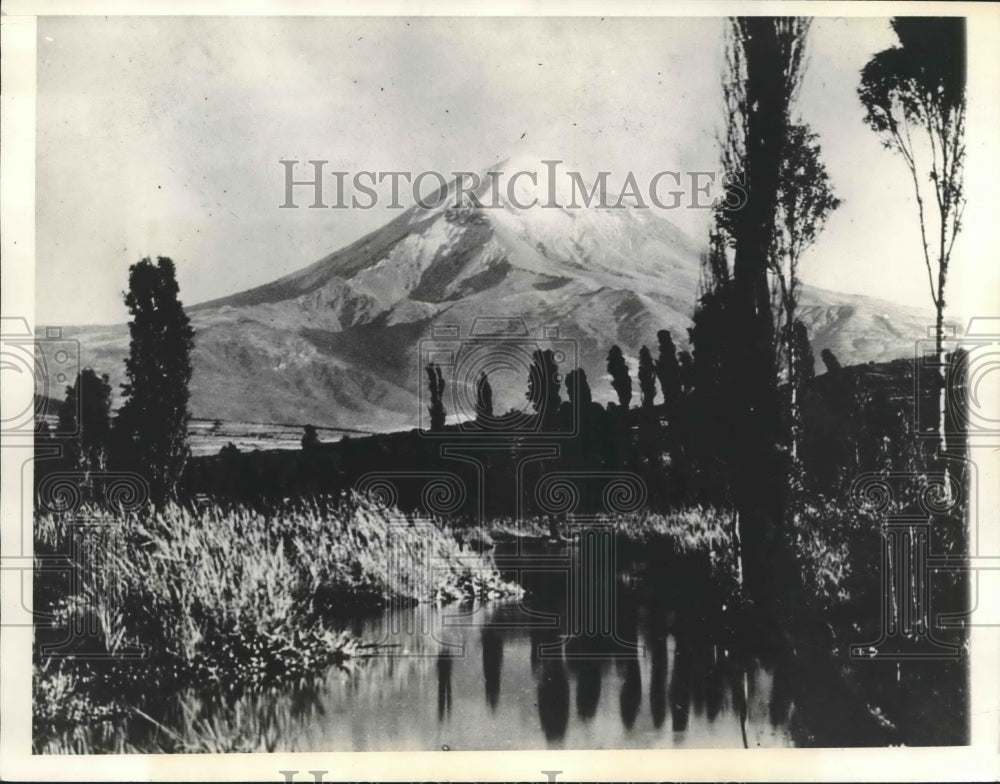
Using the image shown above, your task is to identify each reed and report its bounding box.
[33,492,521,751]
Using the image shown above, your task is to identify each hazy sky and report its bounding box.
[35,15,997,325]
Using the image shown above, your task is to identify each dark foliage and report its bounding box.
[821,348,841,375]
[425,362,446,431]
[606,345,632,411]
[114,257,195,504]
[301,425,320,451]
[718,17,811,613]
[564,368,592,409]
[638,346,657,409]
[791,320,814,386]
[526,349,562,430]
[654,330,682,421]
[678,239,741,506]
[58,369,113,478]
[475,372,494,420]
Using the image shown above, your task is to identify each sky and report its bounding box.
[34,14,998,326]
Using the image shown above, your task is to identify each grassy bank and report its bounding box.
[33,493,521,752]
[485,507,737,575]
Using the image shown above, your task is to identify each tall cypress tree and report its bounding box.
[526,349,562,430]
[116,257,195,505]
[606,346,632,411]
[565,367,597,471]
[638,346,657,409]
[475,372,494,421]
[426,362,446,431]
[565,368,593,409]
[654,330,681,420]
[718,18,811,612]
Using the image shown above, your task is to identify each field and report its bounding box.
[188,419,372,456]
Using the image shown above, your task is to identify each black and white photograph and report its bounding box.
[1,2,999,781]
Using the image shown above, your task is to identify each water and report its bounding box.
[284,601,794,751]
[115,582,966,751]
[124,539,801,752]
[245,535,798,751]
[49,535,967,752]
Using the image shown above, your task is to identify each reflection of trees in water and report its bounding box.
[527,604,563,677]
[768,656,792,728]
[516,578,786,744]
[566,582,645,724]
[690,641,707,718]
[532,625,570,744]
[669,634,692,732]
[436,649,453,721]
[668,628,755,745]
[289,680,326,722]
[481,625,503,712]
[648,608,669,729]
[571,659,603,721]
[685,633,722,723]
[619,655,642,729]
[565,633,604,723]
[616,600,642,730]
[529,624,542,675]
[537,658,570,743]
[705,646,726,722]
[650,595,759,744]
[728,654,749,749]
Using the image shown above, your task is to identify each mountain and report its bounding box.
[60,160,935,434]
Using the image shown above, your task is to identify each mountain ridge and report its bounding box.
[56,168,937,434]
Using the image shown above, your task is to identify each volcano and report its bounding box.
[65,161,933,433]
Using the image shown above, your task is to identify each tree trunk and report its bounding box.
[787,318,799,462]
[728,18,788,610]
[935,303,952,501]
[936,306,947,450]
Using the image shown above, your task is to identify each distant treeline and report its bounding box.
[60,354,954,521]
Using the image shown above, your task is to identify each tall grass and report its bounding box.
[33,492,521,751]
[37,493,521,662]
[487,508,736,568]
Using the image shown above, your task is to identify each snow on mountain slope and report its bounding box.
[61,163,936,434]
